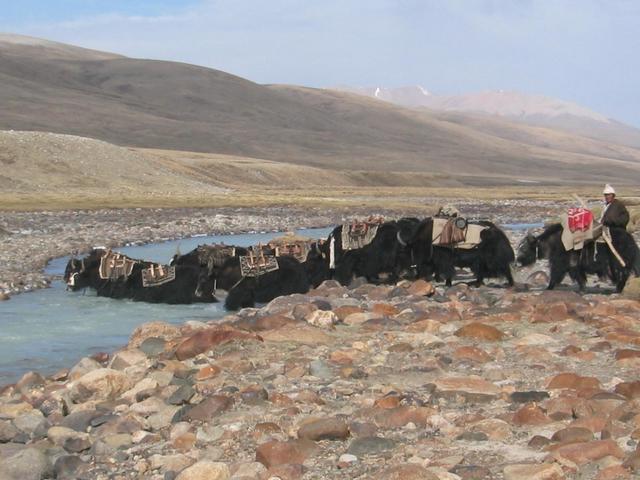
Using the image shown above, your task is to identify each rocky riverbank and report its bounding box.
[1,279,640,479]
[0,199,559,299]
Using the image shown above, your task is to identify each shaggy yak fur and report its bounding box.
[405,219,515,287]
[212,255,311,310]
[517,224,640,292]
[323,219,429,286]
[65,249,216,304]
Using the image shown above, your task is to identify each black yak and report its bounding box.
[517,224,640,292]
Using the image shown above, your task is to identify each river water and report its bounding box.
[0,227,333,385]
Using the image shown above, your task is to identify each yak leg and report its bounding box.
[547,263,567,290]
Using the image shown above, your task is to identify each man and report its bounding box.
[600,184,629,229]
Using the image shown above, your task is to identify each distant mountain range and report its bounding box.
[333,85,640,149]
[2,33,640,185]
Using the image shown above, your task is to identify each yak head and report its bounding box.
[194,266,216,299]
[64,249,106,290]
[516,232,538,267]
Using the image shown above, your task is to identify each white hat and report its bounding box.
[603,184,616,195]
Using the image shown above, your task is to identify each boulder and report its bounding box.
[255,439,317,468]
[297,418,350,441]
[455,322,505,341]
[69,368,132,402]
[0,448,52,480]
[175,460,230,480]
[174,326,263,360]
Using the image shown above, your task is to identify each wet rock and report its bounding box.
[455,322,505,341]
[174,326,262,361]
[503,463,565,480]
[255,439,317,468]
[297,417,350,441]
[347,436,396,456]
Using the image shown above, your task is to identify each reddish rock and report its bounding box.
[615,349,640,360]
[550,440,624,465]
[195,365,221,381]
[547,373,600,390]
[297,418,350,441]
[328,349,359,365]
[455,322,505,341]
[172,432,196,451]
[512,404,551,426]
[175,327,262,360]
[615,381,640,399]
[568,416,607,434]
[453,346,492,363]
[373,406,433,429]
[245,314,297,331]
[532,302,569,323]
[183,395,233,422]
[406,280,435,297]
[255,440,317,468]
[374,395,402,409]
[371,303,400,316]
[551,427,593,444]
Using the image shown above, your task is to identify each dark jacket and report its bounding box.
[602,198,629,229]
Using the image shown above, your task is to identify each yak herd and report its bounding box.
[64,215,640,310]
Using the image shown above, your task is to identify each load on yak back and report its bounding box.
[517,184,640,292]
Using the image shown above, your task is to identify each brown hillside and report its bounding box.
[1,34,640,185]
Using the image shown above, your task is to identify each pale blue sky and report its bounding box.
[3,0,639,126]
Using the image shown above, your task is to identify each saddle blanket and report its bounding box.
[432,218,486,249]
[142,264,176,288]
[99,251,137,281]
[270,242,310,262]
[561,213,594,251]
[239,254,279,277]
[341,218,383,251]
